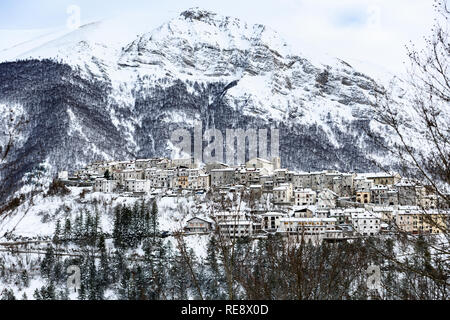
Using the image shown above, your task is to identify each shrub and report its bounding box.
[46,179,70,197]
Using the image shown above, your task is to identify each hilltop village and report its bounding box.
[58,157,449,244]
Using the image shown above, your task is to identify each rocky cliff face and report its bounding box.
[0,8,395,199]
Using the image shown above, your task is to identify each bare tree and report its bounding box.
[370,0,449,298]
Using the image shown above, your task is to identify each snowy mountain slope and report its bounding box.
[0,185,209,262]
[0,28,68,58]
[0,8,401,201]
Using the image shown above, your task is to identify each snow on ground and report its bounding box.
[0,187,212,244]
[0,185,212,299]
[164,234,210,261]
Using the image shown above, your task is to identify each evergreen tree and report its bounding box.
[53,260,64,284]
[113,205,123,248]
[21,269,29,287]
[143,200,150,235]
[73,212,84,242]
[41,245,55,279]
[0,289,16,300]
[169,250,190,300]
[85,211,94,246]
[151,201,159,241]
[53,219,61,245]
[78,283,86,301]
[118,268,131,300]
[205,237,222,299]
[133,265,148,300]
[33,288,42,300]
[46,283,56,300]
[58,288,69,300]
[87,258,101,300]
[98,233,109,286]
[63,217,72,243]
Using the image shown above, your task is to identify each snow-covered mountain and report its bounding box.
[0,8,398,200]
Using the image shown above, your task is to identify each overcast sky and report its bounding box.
[0,0,438,75]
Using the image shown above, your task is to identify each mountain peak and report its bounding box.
[118,7,294,79]
[179,7,243,27]
[180,7,217,21]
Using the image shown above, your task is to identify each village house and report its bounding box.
[159,170,175,189]
[171,158,198,169]
[262,179,274,192]
[349,209,381,236]
[418,193,438,209]
[286,171,296,184]
[188,169,204,190]
[291,206,316,218]
[273,169,288,186]
[75,167,100,180]
[184,216,214,234]
[310,171,327,191]
[135,159,152,170]
[370,185,389,205]
[147,158,165,168]
[413,185,438,209]
[210,168,236,188]
[218,220,254,238]
[317,189,339,209]
[364,172,401,186]
[260,212,286,232]
[126,179,151,193]
[204,162,229,173]
[213,211,258,237]
[293,188,317,206]
[356,190,371,204]
[176,170,189,190]
[329,209,352,225]
[278,217,338,245]
[197,174,211,191]
[144,168,158,184]
[114,160,135,171]
[385,189,399,206]
[354,176,374,192]
[323,171,342,190]
[114,169,144,185]
[213,211,250,222]
[236,167,265,186]
[372,207,395,227]
[94,178,117,193]
[259,174,272,185]
[371,185,400,206]
[145,169,174,189]
[97,164,115,177]
[316,208,331,218]
[249,184,263,200]
[230,185,245,193]
[292,172,313,189]
[395,206,448,234]
[273,183,293,204]
[332,173,355,197]
[156,158,171,169]
[246,157,277,173]
[396,181,419,206]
